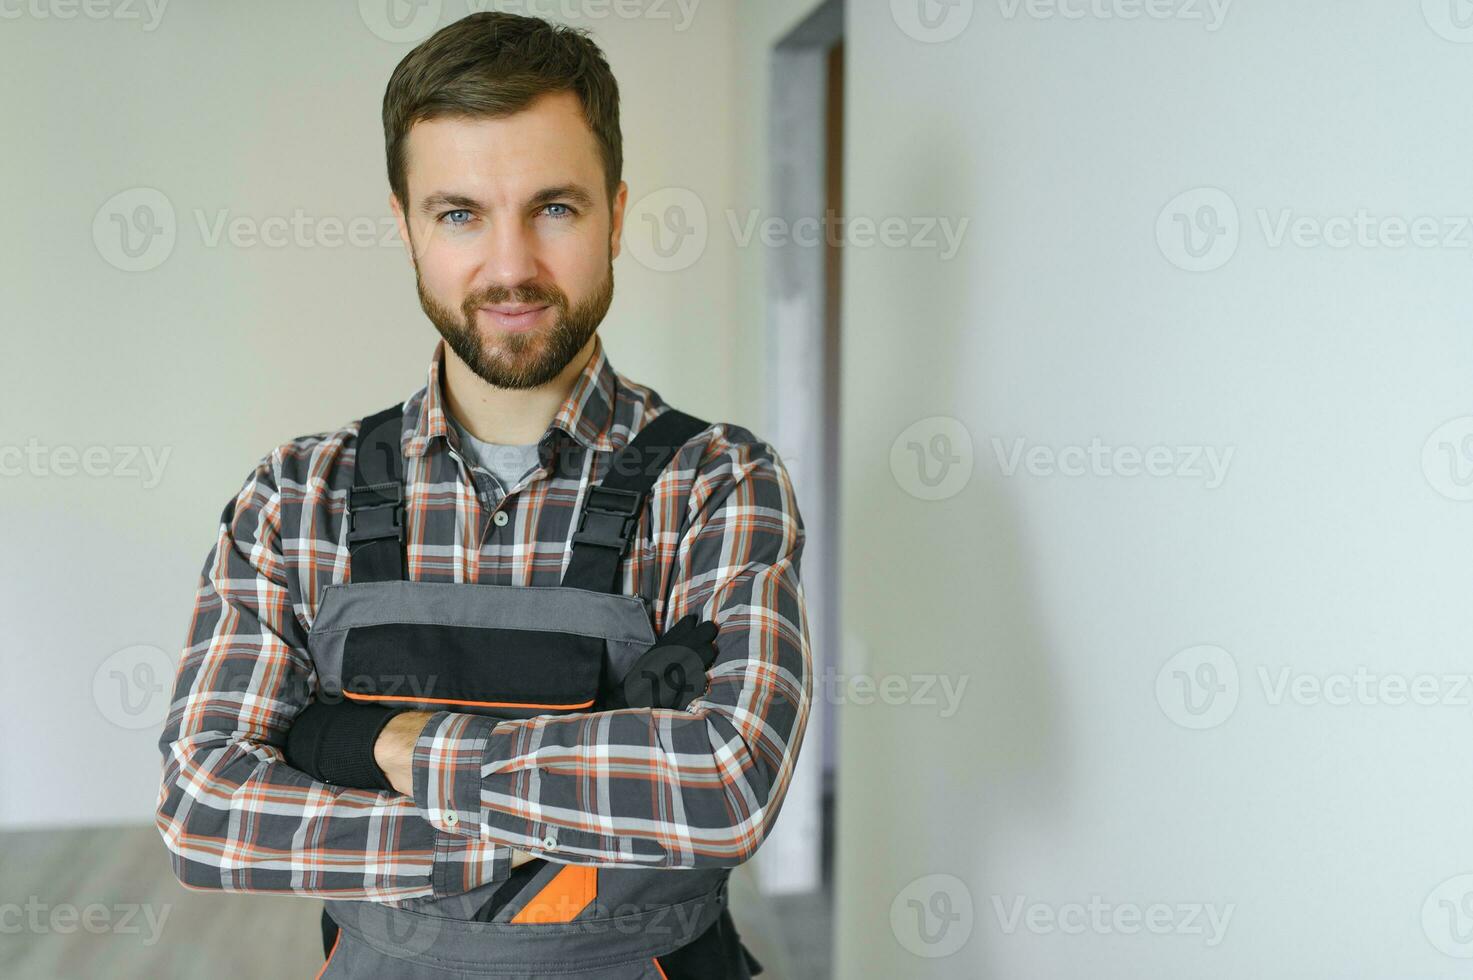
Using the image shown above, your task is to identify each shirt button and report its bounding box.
[443,811,459,826]
[541,832,557,850]
[492,511,510,527]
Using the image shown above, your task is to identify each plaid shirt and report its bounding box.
[154,334,811,903]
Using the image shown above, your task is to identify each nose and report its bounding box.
[478,215,542,296]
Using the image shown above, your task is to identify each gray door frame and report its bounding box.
[757,0,844,897]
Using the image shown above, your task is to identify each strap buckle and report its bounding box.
[571,486,645,555]
[347,482,404,545]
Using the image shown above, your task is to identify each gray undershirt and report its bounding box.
[447,415,542,496]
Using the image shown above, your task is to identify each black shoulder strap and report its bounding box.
[560,409,710,595]
[346,403,406,583]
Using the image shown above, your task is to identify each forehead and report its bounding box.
[403,90,604,205]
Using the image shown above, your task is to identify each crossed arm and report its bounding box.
[154,436,811,902]
[369,711,538,870]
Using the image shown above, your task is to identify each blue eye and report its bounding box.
[436,205,575,225]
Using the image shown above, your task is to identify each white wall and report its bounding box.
[0,0,738,829]
[827,1,1473,977]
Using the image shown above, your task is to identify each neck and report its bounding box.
[440,335,599,445]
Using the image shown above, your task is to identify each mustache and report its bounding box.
[467,284,566,309]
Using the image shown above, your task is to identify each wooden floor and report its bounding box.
[0,825,831,979]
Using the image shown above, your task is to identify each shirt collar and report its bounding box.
[403,333,623,459]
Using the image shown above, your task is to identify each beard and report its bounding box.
[415,258,614,390]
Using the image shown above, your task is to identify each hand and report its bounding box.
[372,716,541,868]
[372,709,436,796]
[613,614,720,710]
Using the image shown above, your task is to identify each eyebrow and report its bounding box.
[417,184,597,216]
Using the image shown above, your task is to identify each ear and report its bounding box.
[609,180,628,260]
[389,191,415,270]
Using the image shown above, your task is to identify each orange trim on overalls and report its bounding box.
[313,929,342,980]
[510,865,599,924]
[342,691,597,711]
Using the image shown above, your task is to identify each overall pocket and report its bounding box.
[337,622,604,721]
[307,581,659,721]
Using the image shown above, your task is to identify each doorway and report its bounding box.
[757,2,845,975]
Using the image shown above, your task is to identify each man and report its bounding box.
[153,12,810,978]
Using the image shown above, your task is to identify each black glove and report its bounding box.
[612,614,719,710]
[284,698,407,792]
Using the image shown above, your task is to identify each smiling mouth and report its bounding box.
[479,305,550,331]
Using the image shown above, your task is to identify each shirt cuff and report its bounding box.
[412,710,496,837]
[475,721,644,862]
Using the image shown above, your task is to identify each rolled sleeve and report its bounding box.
[156,453,513,900]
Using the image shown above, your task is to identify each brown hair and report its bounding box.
[382,12,622,212]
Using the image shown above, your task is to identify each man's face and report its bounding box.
[390,90,628,389]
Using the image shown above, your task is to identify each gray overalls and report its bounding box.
[306,404,761,978]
